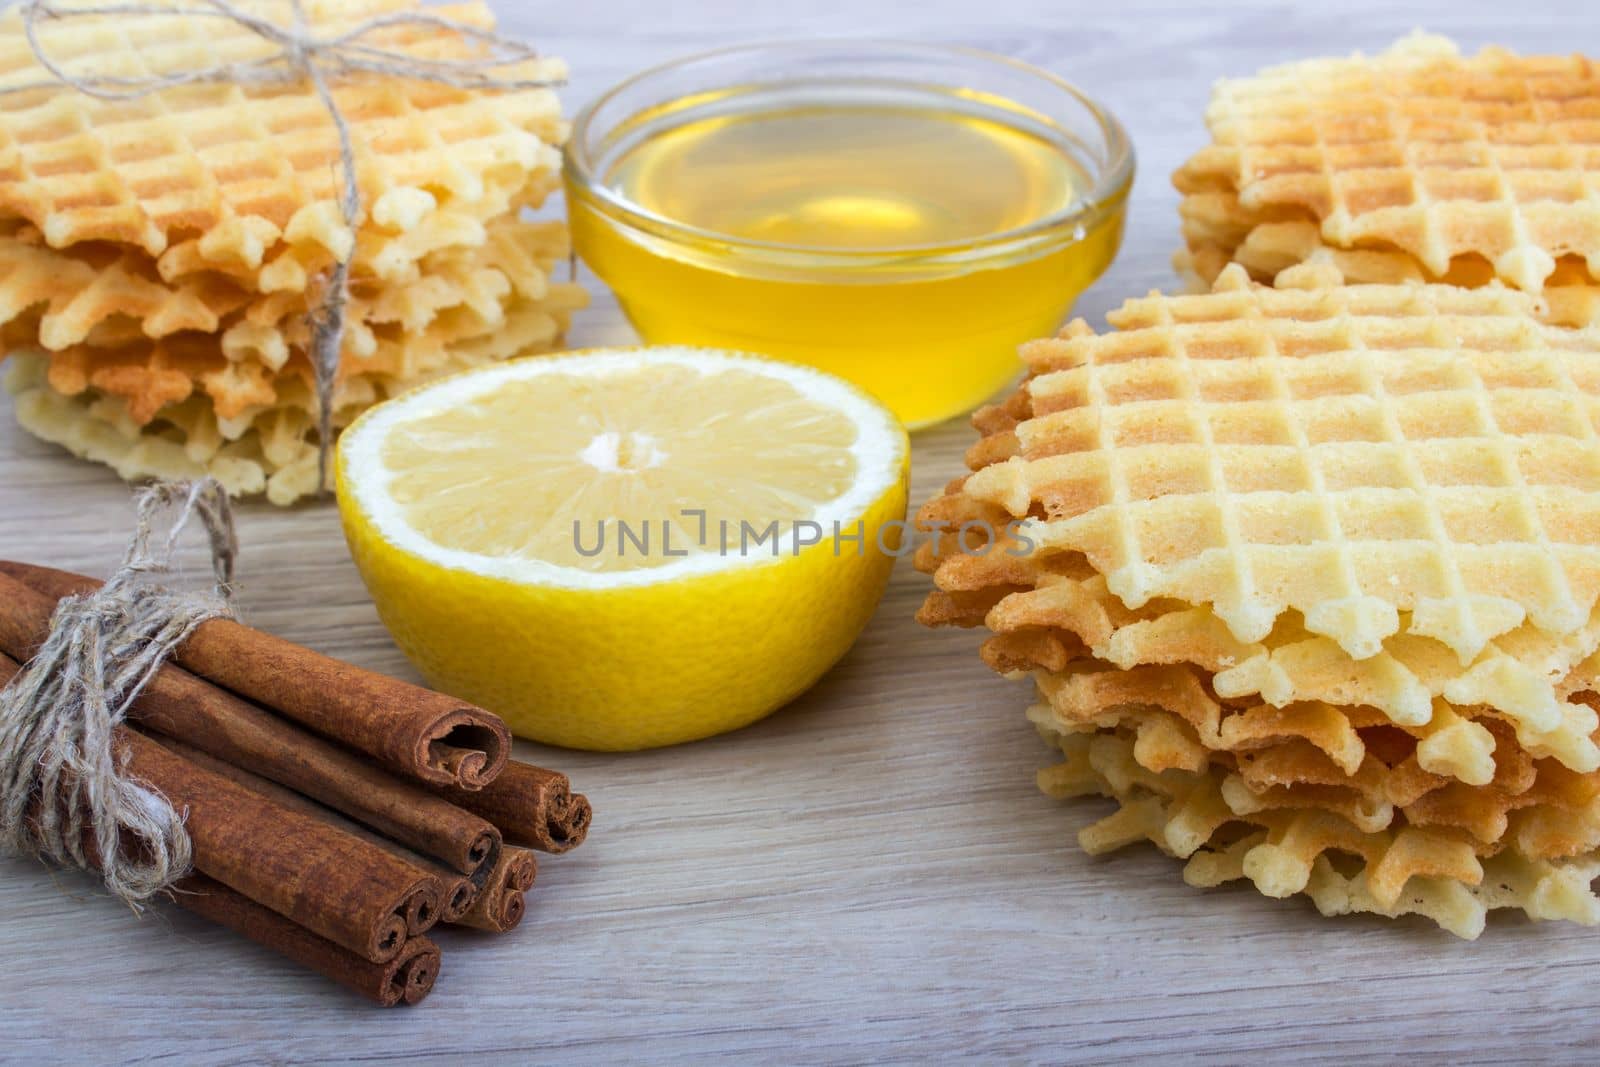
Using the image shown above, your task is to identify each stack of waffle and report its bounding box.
[918,266,1600,937]
[0,0,584,504]
[1175,33,1600,295]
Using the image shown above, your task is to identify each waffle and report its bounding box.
[1031,666,1600,844]
[157,165,562,295]
[1173,33,1600,292]
[0,1,582,500]
[1036,724,1600,939]
[942,269,1600,667]
[0,179,563,357]
[29,217,578,423]
[0,0,566,263]
[919,540,1600,771]
[915,262,1600,933]
[7,292,576,504]
[1176,219,1600,310]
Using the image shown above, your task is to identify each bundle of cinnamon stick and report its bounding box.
[0,561,591,1007]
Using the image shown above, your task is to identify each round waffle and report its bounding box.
[1172,33,1600,292]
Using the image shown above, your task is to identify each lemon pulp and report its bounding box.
[379,360,864,573]
[337,347,910,750]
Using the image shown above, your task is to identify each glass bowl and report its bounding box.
[564,41,1134,429]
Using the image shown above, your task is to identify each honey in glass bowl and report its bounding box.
[565,42,1133,428]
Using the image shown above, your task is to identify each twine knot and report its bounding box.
[10,0,562,492]
[0,479,238,906]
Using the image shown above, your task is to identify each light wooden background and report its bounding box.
[4,1,1598,1063]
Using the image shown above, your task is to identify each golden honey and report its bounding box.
[566,47,1132,428]
[605,100,1082,251]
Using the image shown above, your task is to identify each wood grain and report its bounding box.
[3,2,1598,1061]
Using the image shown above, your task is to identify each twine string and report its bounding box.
[0,479,238,906]
[7,0,562,492]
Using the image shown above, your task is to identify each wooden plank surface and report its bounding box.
[3,1,1597,1061]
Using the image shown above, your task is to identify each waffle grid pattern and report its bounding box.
[964,275,1600,662]
[1177,33,1600,290]
[0,0,565,256]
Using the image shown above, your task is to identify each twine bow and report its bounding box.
[0,479,237,906]
[8,0,563,492]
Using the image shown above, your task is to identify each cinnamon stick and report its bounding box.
[63,813,441,1007]
[162,736,485,927]
[176,875,441,1006]
[121,727,446,958]
[433,761,592,854]
[437,874,479,925]
[160,734,538,939]
[0,562,509,790]
[1,647,441,964]
[454,846,538,933]
[0,570,501,881]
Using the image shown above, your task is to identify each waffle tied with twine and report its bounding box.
[0,0,584,503]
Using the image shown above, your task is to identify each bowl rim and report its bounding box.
[562,39,1136,266]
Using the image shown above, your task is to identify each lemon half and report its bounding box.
[337,347,909,750]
